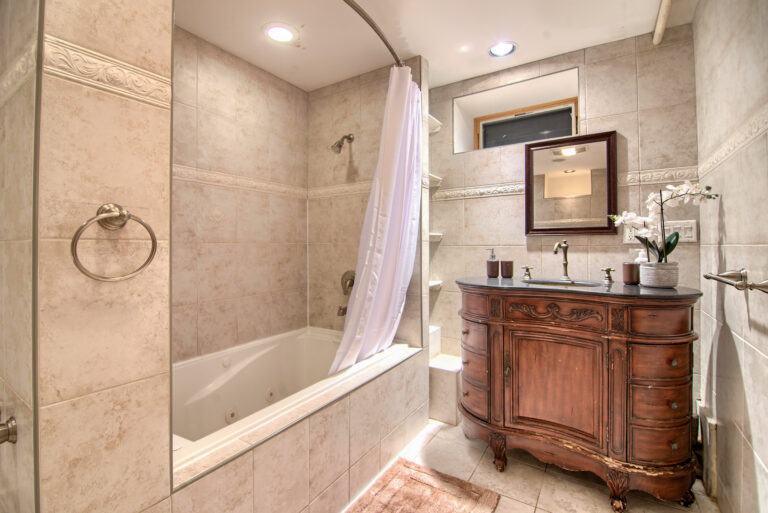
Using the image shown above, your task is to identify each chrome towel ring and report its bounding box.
[71,203,157,282]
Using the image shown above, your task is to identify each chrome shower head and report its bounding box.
[331,133,355,153]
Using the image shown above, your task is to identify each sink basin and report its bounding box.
[524,279,602,287]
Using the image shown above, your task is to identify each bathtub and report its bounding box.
[172,326,420,481]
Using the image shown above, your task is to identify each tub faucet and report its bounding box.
[341,270,355,295]
[553,240,570,282]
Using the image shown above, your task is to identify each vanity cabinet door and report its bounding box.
[504,329,607,452]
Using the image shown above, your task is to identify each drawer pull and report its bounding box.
[461,329,470,335]
[462,360,469,365]
[462,391,469,397]
[670,401,679,410]
[670,442,679,451]
[670,359,679,367]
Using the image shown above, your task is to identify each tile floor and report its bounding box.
[394,420,721,513]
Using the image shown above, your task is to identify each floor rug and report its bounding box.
[346,458,500,513]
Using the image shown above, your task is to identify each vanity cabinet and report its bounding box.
[456,277,702,512]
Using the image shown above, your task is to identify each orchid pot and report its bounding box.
[639,261,679,288]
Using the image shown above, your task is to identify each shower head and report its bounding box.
[331,133,355,153]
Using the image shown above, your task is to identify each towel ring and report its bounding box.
[71,203,157,282]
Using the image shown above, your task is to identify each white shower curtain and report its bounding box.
[328,65,422,374]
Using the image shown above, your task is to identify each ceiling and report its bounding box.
[175,0,699,92]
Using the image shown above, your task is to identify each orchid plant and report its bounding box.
[609,181,719,263]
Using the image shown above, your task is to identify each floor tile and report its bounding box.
[496,496,536,513]
[403,433,485,481]
[469,450,547,507]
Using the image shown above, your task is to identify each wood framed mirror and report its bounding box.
[525,131,617,235]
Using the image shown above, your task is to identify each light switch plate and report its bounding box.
[623,220,698,243]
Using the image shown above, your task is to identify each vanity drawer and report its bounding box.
[461,379,489,421]
[461,320,488,355]
[630,383,691,423]
[461,348,489,387]
[462,293,488,317]
[630,343,690,380]
[504,297,607,332]
[629,424,691,466]
[630,307,692,336]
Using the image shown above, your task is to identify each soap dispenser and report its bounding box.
[486,248,499,278]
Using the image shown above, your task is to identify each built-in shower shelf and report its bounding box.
[429,280,443,290]
[428,114,443,134]
[428,232,443,242]
[428,174,443,188]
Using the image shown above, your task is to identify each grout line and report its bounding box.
[39,370,169,409]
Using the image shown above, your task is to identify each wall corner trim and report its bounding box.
[42,35,171,109]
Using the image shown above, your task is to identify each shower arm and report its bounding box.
[340,0,404,67]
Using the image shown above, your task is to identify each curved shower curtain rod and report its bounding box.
[340,0,405,67]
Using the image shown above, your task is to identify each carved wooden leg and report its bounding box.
[679,490,695,507]
[489,433,507,472]
[606,470,628,512]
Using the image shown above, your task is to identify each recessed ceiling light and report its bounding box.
[266,24,296,43]
[563,169,576,174]
[489,41,516,57]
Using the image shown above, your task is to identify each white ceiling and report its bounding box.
[175,0,699,92]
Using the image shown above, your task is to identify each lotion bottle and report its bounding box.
[486,248,499,278]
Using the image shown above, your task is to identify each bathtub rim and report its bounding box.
[171,328,421,490]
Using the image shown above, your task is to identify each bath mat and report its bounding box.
[346,457,500,513]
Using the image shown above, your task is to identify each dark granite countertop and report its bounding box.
[456,276,702,299]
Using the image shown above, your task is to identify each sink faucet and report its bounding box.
[553,240,570,282]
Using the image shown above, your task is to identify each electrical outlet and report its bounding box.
[623,220,698,244]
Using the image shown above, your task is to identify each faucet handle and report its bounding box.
[521,266,534,280]
[601,267,615,285]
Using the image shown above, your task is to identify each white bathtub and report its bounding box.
[173,328,341,442]
[172,326,420,480]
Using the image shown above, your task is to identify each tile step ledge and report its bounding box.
[429,353,462,372]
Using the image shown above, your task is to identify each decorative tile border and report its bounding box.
[43,35,171,108]
[0,39,36,107]
[173,165,307,198]
[698,102,768,178]
[432,182,524,201]
[308,181,372,199]
[622,166,699,186]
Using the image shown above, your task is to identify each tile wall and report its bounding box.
[428,26,702,394]
[0,0,38,510]
[693,0,768,510]
[171,29,309,361]
[35,0,173,511]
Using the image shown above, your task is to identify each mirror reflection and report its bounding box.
[525,132,617,234]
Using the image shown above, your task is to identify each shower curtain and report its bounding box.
[328,65,422,374]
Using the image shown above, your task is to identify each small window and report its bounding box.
[475,98,577,150]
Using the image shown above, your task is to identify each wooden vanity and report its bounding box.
[456,277,702,512]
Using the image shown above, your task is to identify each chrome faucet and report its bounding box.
[553,240,570,282]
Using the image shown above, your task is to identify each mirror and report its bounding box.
[525,131,617,234]
[453,68,579,154]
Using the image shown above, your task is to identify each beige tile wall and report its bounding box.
[0,0,38,509]
[693,0,768,510]
[429,26,702,363]
[171,29,309,362]
[35,0,173,511]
